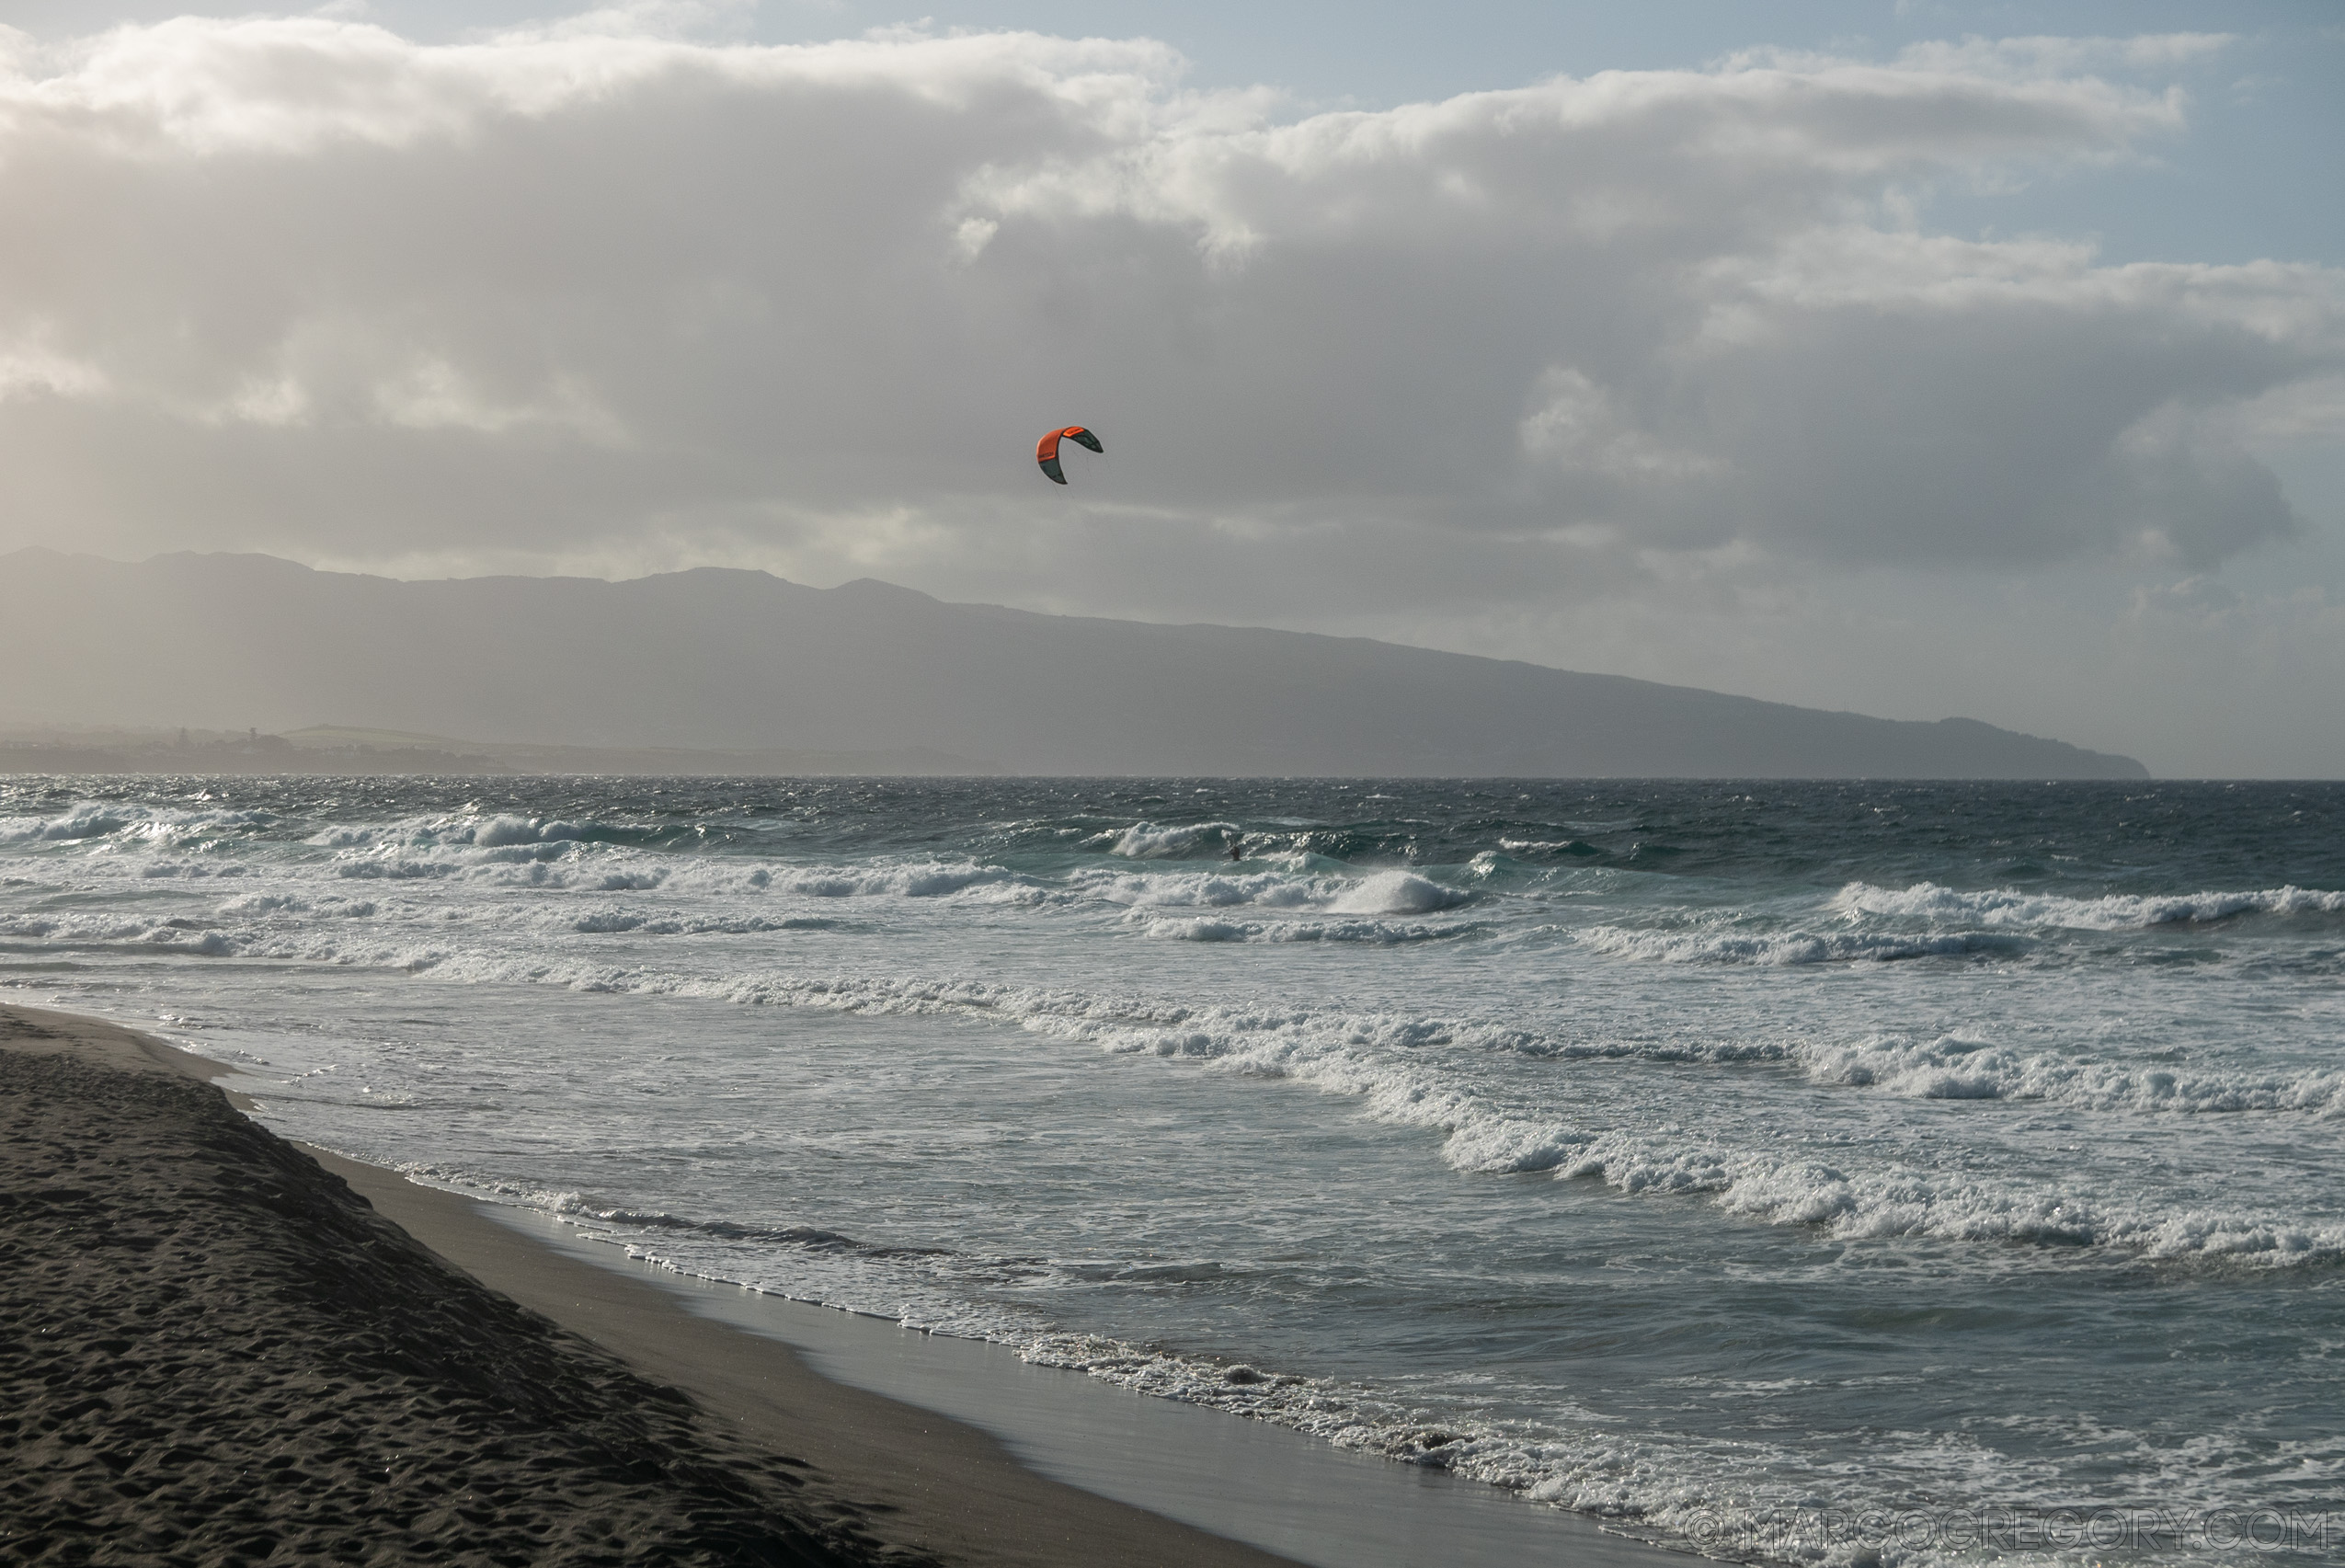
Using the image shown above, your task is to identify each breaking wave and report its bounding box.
[1573,880,2345,967]
[1097,819,1241,858]
[1578,925,2025,965]
[426,967,2338,1270]
[1832,880,2345,930]
[1797,1032,2345,1115]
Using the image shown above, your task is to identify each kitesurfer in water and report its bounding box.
[1229,833,1244,863]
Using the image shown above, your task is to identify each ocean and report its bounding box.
[4,775,2339,1566]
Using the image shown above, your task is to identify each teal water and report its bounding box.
[4,778,2340,1565]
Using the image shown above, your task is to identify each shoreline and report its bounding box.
[473,1206,1682,1568]
[294,1144,1320,1568]
[0,1002,1300,1568]
[4,1001,1695,1567]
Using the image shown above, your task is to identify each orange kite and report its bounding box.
[1035,426,1104,485]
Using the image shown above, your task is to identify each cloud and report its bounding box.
[0,14,2336,608]
[1885,32,2236,79]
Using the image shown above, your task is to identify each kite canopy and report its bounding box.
[1036,426,1104,485]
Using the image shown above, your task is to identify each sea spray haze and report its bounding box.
[4,775,2341,1566]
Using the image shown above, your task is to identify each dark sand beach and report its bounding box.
[0,1004,1305,1567]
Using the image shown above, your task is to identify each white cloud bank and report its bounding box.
[1,16,2340,770]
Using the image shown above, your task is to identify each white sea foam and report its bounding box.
[138,860,250,879]
[1331,869,1471,915]
[1576,882,2345,967]
[1799,1032,2345,1116]
[310,830,1015,898]
[471,815,600,847]
[1132,915,1464,944]
[11,834,2337,1142]
[1578,923,2016,965]
[213,891,378,919]
[757,861,1012,898]
[566,908,837,937]
[1068,866,1322,910]
[0,908,238,954]
[1064,865,1471,926]
[1495,838,1602,857]
[1100,820,1239,858]
[556,968,2343,1267]
[0,806,134,843]
[0,802,277,846]
[1832,880,2345,930]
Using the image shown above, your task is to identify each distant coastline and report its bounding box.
[0,725,998,778]
[2,548,2150,779]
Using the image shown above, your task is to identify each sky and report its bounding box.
[1,2,2340,775]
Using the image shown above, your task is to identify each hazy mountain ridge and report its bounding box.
[0,724,994,777]
[0,550,2147,778]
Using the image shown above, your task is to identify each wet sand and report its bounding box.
[0,1004,1303,1568]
